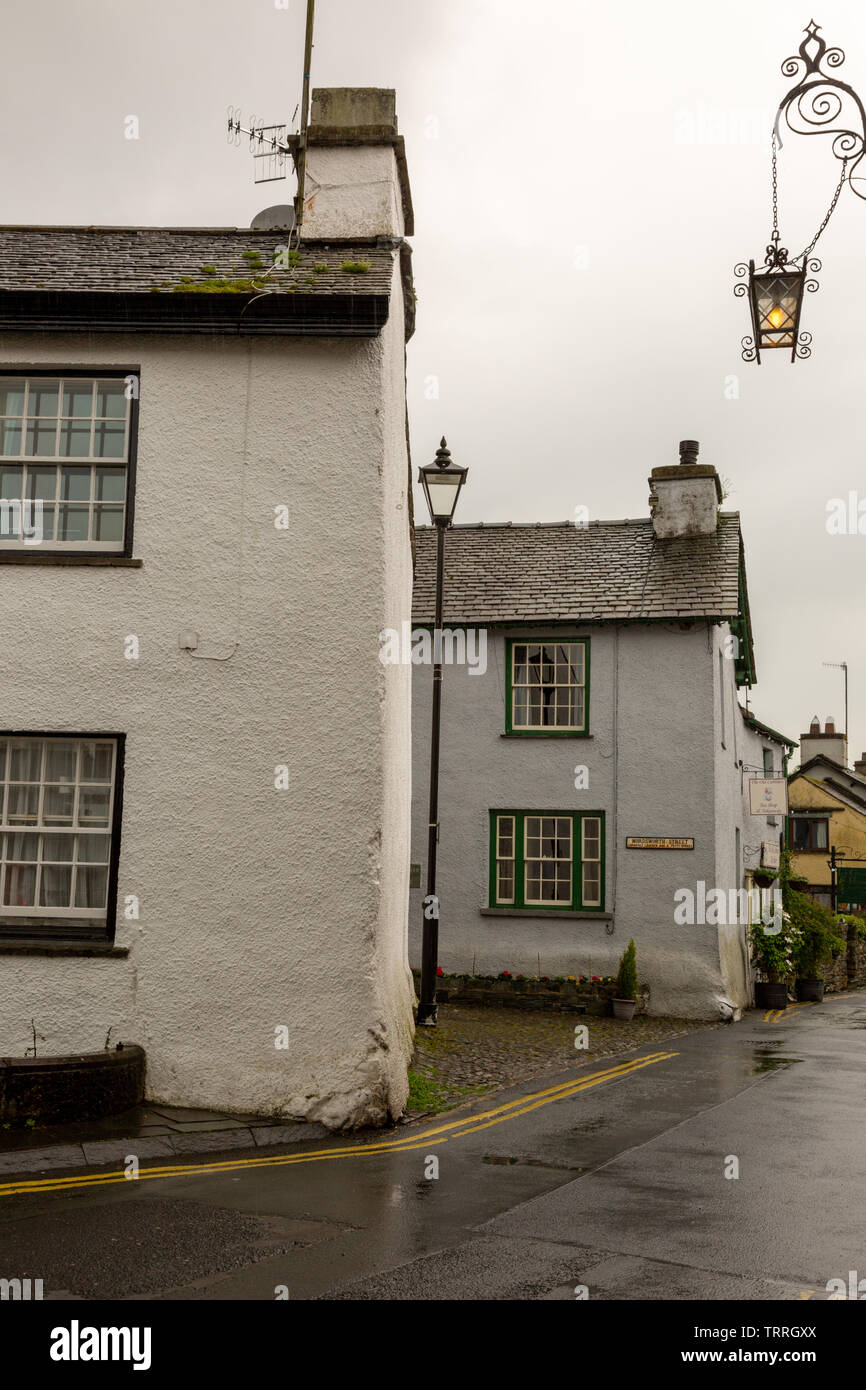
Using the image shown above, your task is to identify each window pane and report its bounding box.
[0,465,23,497]
[26,466,58,502]
[43,785,74,825]
[60,466,91,501]
[62,383,94,418]
[58,506,90,542]
[4,863,35,906]
[80,743,112,783]
[93,506,124,543]
[44,741,77,782]
[95,467,125,502]
[29,383,59,417]
[75,865,108,908]
[9,741,42,781]
[25,421,57,456]
[78,787,110,826]
[93,421,125,458]
[815,821,828,849]
[5,833,38,861]
[0,423,22,455]
[77,834,110,864]
[41,833,74,862]
[59,421,91,457]
[6,788,38,824]
[96,382,127,418]
[0,380,25,415]
[497,863,514,901]
[40,864,72,907]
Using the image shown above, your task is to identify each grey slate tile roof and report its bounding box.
[0,227,395,297]
[412,515,744,625]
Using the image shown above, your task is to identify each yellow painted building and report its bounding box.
[788,748,866,909]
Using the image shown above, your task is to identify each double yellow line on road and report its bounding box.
[0,1050,678,1200]
[763,1002,816,1024]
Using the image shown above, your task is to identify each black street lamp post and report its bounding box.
[416,438,467,1027]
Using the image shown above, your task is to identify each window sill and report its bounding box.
[0,554,142,567]
[479,907,611,920]
[0,939,128,957]
[500,732,593,740]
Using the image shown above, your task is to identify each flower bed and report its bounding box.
[412,969,622,1015]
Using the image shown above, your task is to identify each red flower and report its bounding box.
[592,975,601,982]
[436,966,444,977]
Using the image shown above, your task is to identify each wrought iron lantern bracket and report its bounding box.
[734,21,865,362]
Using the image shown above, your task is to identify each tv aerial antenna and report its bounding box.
[823,660,849,741]
[226,0,316,239]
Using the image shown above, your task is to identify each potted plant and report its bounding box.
[749,915,794,1009]
[792,896,844,1002]
[612,939,638,1020]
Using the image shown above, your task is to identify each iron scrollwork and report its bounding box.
[775,20,866,199]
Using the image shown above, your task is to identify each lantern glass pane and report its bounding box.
[753,272,802,348]
[422,468,463,521]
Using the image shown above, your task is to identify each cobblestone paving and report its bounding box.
[408,1005,717,1114]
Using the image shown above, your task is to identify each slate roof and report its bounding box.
[740,708,798,749]
[0,227,395,296]
[412,515,744,625]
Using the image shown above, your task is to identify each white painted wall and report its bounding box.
[0,253,415,1128]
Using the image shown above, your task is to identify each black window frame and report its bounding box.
[0,731,125,943]
[0,368,139,562]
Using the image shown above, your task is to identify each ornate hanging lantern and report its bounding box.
[734,21,866,362]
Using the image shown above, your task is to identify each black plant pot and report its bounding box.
[796,978,824,1002]
[754,981,788,1010]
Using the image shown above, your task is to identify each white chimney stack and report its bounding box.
[798,716,848,768]
[648,441,723,539]
[299,88,413,241]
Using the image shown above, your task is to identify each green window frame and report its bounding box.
[505,638,589,735]
[489,810,605,911]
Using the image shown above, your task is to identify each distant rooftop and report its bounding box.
[413,515,744,626]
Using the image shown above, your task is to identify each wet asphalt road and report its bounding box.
[2,992,865,1301]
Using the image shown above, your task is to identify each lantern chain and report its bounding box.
[795,158,848,263]
[771,132,848,265]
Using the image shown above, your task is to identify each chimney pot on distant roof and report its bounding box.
[799,715,847,769]
[679,440,700,467]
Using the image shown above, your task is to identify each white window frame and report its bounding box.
[523,815,573,905]
[495,814,515,904]
[511,641,587,731]
[581,816,602,907]
[0,736,118,926]
[0,375,133,552]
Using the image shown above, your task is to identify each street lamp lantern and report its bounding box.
[735,240,816,363]
[416,437,467,1028]
[419,438,467,525]
[734,20,866,362]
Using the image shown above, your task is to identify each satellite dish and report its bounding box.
[250,204,296,231]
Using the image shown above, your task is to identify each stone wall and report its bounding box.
[821,924,866,992]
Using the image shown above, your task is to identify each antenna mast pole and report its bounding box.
[823,660,849,753]
[294,0,316,238]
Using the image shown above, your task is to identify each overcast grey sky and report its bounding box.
[2,0,865,761]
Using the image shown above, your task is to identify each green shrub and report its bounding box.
[615,939,638,1000]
